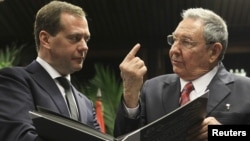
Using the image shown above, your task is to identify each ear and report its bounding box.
[39,30,51,49]
[208,43,222,63]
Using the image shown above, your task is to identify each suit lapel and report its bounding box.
[26,61,70,117]
[72,87,88,123]
[206,81,230,115]
[162,75,181,114]
[206,64,233,116]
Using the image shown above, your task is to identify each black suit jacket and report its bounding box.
[114,63,250,137]
[0,61,99,141]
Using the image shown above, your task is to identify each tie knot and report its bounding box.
[182,82,193,93]
[180,82,194,106]
[56,77,70,90]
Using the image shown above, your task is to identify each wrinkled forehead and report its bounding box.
[174,18,205,40]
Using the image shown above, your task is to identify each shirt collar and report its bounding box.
[180,65,218,93]
[36,57,71,81]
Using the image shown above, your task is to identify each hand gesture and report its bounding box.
[119,43,147,108]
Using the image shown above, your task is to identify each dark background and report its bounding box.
[0,0,250,83]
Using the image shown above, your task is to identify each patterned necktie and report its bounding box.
[180,82,194,106]
[57,77,79,120]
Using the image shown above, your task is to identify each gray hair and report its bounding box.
[181,8,228,61]
[34,1,86,51]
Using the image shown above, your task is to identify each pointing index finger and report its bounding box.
[124,43,141,60]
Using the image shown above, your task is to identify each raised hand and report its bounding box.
[119,43,147,108]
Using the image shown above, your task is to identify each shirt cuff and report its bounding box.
[123,102,139,119]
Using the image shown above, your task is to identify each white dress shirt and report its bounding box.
[180,65,218,101]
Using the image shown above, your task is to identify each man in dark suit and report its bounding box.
[114,8,250,140]
[0,1,100,141]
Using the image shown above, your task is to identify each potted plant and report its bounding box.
[76,63,123,135]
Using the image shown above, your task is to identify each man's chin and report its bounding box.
[172,67,180,74]
[72,65,83,72]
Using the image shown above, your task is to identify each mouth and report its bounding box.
[171,59,182,64]
[73,57,84,62]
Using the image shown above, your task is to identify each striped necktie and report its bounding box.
[180,82,194,106]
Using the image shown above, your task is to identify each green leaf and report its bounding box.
[76,63,123,135]
[0,42,22,69]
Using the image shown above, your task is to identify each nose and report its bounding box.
[169,43,181,57]
[170,42,180,51]
[78,38,88,50]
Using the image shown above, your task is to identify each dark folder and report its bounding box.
[30,90,208,141]
[137,90,209,141]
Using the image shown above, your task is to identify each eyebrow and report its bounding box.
[172,33,193,40]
